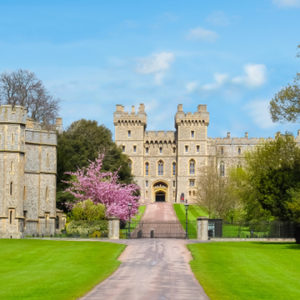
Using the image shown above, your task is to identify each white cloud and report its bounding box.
[186,81,198,93]
[136,52,175,85]
[245,100,275,129]
[273,0,300,7]
[206,11,230,26]
[201,73,229,91]
[186,27,218,42]
[232,64,266,87]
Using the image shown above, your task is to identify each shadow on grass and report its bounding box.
[249,241,300,249]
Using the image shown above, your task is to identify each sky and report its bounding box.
[0,0,299,138]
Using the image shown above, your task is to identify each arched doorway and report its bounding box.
[153,181,168,202]
[155,191,165,202]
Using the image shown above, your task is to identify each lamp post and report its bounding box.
[184,201,189,239]
[127,203,133,239]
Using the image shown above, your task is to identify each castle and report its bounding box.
[114,104,300,204]
[0,105,65,238]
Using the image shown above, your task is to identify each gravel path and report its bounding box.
[81,239,209,300]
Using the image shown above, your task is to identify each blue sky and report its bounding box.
[0,0,299,138]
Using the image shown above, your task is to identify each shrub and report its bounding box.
[71,199,106,221]
[66,220,108,237]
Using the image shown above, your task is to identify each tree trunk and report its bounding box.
[295,223,300,244]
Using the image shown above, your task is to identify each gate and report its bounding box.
[127,220,187,239]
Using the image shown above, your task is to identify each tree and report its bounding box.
[57,119,133,210]
[70,199,106,221]
[270,45,300,122]
[65,154,140,221]
[241,135,300,221]
[0,69,59,125]
[196,163,240,220]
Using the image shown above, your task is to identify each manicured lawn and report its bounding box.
[188,242,300,300]
[0,239,125,300]
[173,204,208,238]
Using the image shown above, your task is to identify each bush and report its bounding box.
[71,199,106,221]
[66,220,108,237]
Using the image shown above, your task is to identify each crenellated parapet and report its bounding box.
[0,105,27,124]
[114,104,147,127]
[175,104,209,127]
[145,131,175,144]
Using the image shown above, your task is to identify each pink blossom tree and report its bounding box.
[64,154,140,221]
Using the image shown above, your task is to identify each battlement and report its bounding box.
[114,104,147,126]
[0,105,27,124]
[175,104,209,126]
[145,131,175,144]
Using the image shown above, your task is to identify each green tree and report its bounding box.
[57,119,133,211]
[270,45,300,122]
[70,199,106,221]
[240,135,300,222]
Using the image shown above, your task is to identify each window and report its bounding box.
[159,147,162,153]
[9,210,12,224]
[220,147,224,155]
[193,190,196,196]
[158,160,164,176]
[173,180,176,187]
[145,162,149,175]
[128,160,132,170]
[122,145,125,152]
[133,145,136,152]
[128,130,131,137]
[238,147,241,155]
[189,159,195,175]
[189,179,195,187]
[173,147,176,153]
[185,145,189,152]
[191,131,194,138]
[172,162,176,175]
[220,161,225,177]
[10,182,13,195]
[145,147,149,154]
[196,145,200,152]
[145,180,148,187]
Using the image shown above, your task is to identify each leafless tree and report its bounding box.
[0,69,59,126]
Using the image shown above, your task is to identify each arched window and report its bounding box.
[9,210,12,224]
[189,159,195,175]
[10,182,13,195]
[158,160,164,176]
[145,162,149,175]
[220,161,225,177]
[128,160,132,171]
[172,162,176,175]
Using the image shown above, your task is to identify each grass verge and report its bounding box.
[173,204,208,238]
[0,239,125,300]
[188,242,300,300]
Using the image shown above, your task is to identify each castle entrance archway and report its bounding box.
[153,181,168,202]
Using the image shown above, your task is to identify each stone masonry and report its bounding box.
[114,103,300,204]
[0,105,65,238]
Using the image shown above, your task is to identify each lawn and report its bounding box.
[0,239,125,300]
[188,242,300,300]
[173,204,208,238]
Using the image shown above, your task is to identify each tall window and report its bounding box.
[220,147,224,155]
[185,145,189,152]
[145,147,149,154]
[10,182,13,195]
[128,130,131,137]
[196,145,200,152]
[220,161,225,177]
[159,147,162,153]
[145,180,149,187]
[158,160,164,176]
[172,162,176,175]
[191,131,194,138]
[122,145,125,152]
[128,160,132,170]
[173,147,176,153]
[133,145,136,152]
[145,162,149,175]
[189,159,195,175]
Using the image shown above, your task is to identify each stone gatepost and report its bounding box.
[197,217,209,241]
[108,218,120,240]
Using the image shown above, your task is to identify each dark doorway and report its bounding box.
[156,191,165,202]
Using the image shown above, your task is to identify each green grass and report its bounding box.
[0,239,125,300]
[188,242,300,300]
[120,205,146,238]
[173,204,208,238]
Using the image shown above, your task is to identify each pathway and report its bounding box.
[81,239,208,300]
[81,203,208,299]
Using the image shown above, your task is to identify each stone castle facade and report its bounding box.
[114,104,300,204]
[0,105,65,238]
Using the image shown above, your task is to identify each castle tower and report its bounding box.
[175,104,209,203]
[0,105,27,238]
[114,104,147,199]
